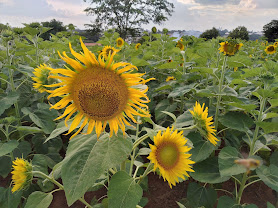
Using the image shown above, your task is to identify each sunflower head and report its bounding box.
[11,158,32,193]
[218,41,243,56]
[166,76,176,82]
[167,59,173,63]
[116,37,124,47]
[32,64,54,93]
[135,43,141,50]
[265,45,276,55]
[189,102,219,146]
[148,127,195,188]
[151,27,157,33]
[45,38,153,139]
[274,42,278,47]
[101,46,120,59]
[176,41,185,50]
[234,67,238,72]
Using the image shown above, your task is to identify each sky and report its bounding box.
[0,0,278,32]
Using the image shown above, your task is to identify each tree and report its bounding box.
[199,27,219,39]
[83,0,174,39]
[41,19,67,40]
[228,26,249,41]
[263,20,278,42]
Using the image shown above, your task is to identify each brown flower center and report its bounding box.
[156,142,179,169]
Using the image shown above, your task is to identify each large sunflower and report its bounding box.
[219,41,243,56]
[189,102,219,146]
[11,158,32,193]
[45,38,153,139]
[101,46,120,59]
[116,37,124,47]
[148,127,195,188]
[265,45,276,55]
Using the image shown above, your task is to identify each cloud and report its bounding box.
[0,0,14,6]
[194,0,240,5]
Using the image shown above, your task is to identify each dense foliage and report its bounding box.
[200,27,219,40]
[229,26,249,41]
[263,20,278,42]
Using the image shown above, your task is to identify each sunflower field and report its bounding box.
[0,26,278,208]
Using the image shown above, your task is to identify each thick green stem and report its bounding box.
[137,163,153,184]
[129,117,140,176]
[249,97,266,156]
[215,56,227,129]
[32,171,93,208]
[236,172,248,204]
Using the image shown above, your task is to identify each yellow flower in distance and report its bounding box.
[218,41,243,56]
[148,127,195,188]
[116,37,124,47]
[176,41,184,50]
[167,59,173,63]
[32,64,52,93]
[166,76,176,82]
[46,38,153,139]
[234,67,238,72]
[190,102,219,146]
[274,42,278,47]
[135,43,141,50]
[101,46,120,59]
[11,158,32,193]
[265,45,276,54]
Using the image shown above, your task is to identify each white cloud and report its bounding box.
[0,0,14,6]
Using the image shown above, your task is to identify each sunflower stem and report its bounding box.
[32,171,93,208]
[176,124,197,132]
[137,163,153,185]
[236,172,248,205]
[214,56,227,129]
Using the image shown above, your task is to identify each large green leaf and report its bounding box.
[219,112,254,132]
[256,122,278,134]
[0,140,19,157]
[187,182,217,208]
[168,84,195,98]
[0,92,19,116]
[256,165,278,192]
[217,196,235,208]
[61,134,132,205]
[45,120,72,143]
[187,132,217,163]
[0,187,22,208]
[24,191,53,208]
[108,171,143,208]
[190,157,230,184]
[218,147,246,177]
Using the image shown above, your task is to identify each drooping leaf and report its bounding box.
[24,191,53,208]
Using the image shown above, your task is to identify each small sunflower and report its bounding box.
[101,46,120,59]
[11,158,32,193]
[116,37,124,47]
[274,42,278,47]
[180,63,183,67]
[135,43,141,50]
[189,102,219,146]
[32,64,53,93]
[218,41,243,56]
[265,45,276,55]
[234,67,238,72]
[166,76,176,82]
[167,59,173,63]
[151,27,157,33]
[45,38,153,139]
[176,41,184,50]
[148,127,195,188]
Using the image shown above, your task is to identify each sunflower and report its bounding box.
[234,67,238,72]
[180,63,183,67]
[32,64,53,93]
[166,76,176,82]
[218,41,243,56]
[274,42,278,47]
[176,41,184,50]
[135,43,141,50]
[148,127,194,188]
[45,38,153,139]
[265,45,276,55]
[167,59,173,63]
[11,158,32,193]
[189,102,219,146]
[151,27,157,33]
[101,46,120,59]
[116,37,124,47]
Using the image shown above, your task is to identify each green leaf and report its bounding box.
[0,140,19,157]
[23,26,39,36]
[0,156,12,177]
[227,103,257,113]
[256,165,278,192]
[130,57,149,67]
[24,191,53,208]
[168,84,195,98]
[218,147,246,177]
[190,67,215,76]
[161,111,177,122]
[190,157,230,184]
[45,120,72,143]
[175,111,194,128]
[256,122,278,134]
[256,89,275,99]
[16,126,42,133]
[267,202,276,208]
[217,196,236,208]
[219,112,254,132]
[0,187,22,208]
[187,182,217,208]
[0,92,19,116]
[13,141,32,158]
[270,152,278,167]
[108,171,143,208]
[187,132,217,163]
[155,99,177,121]
[61,134,132,205]
[269,99,278,108]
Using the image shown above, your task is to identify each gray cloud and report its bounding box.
[194,0,240,5]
